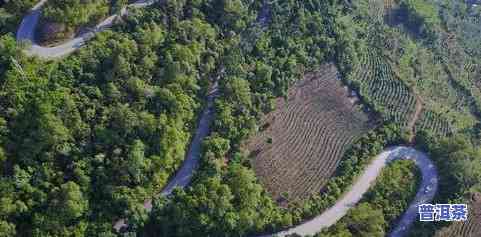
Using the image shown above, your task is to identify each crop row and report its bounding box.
[248,64,374,202]
[351,50,417,128]
[415,110,453,137]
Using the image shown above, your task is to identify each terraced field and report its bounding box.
[245,64,377,203]
[435,193,481,237]
[351,50,417,128]
[415,110,453,137]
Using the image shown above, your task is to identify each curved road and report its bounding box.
[262,146,438,237]
[16,0,158,59]
[16,2,438,236]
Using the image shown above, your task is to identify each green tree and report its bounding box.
[344,203,385,237]
[127,140,148,185]
[43,0,109,28]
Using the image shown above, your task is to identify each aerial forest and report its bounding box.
[0,0,480,237]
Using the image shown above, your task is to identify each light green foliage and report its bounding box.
[56,181,88,220]
[43,0,109,28]
[127,140,148,184]
[0,35,17,76]
[401,0,441,26]
[0,220,16,237]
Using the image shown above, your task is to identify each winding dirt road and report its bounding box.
[16,2,438,236]
[263,146,438,237]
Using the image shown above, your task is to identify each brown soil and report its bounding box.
[244,64,377,204]
[435,193,481,237]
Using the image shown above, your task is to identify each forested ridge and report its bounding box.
[0,0,480,237]
[1,1,221,235]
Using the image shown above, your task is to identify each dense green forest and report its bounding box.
[1,0,221,235]
[0,0,480,236]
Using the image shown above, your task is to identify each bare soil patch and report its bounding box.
[244,64,377,204]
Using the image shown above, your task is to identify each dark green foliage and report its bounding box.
[417,132,481,201]
[0,0,36,34]
[0,2,222,235]
[364,160,421,226]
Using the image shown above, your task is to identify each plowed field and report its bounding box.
[245,64,377,203]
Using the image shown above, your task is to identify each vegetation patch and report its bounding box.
[245,64,377,204]
[0,3,220,235]
[0,0,37,34]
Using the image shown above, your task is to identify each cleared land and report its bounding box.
[435,193,481,237]
[245,64,377,203]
